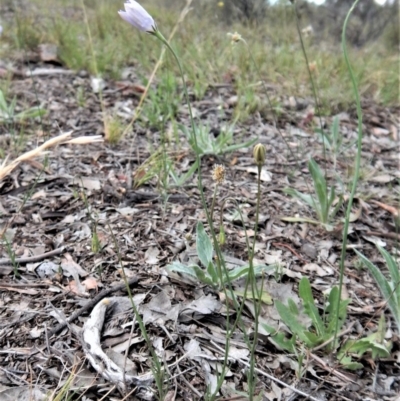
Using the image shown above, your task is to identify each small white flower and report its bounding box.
[118,0,156,33]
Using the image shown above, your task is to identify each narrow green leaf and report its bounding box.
[283,188,317,209]
[309,159,328,223]
[328,185,335,209]
[303,331,320,346]
[275,300,312,346]
[206,261,218,285]
[193,266,214,287]
[299,277,325,337]
[227,265,249,281]
[378,245,399,290]
[279,216,320,225]
[378,246,400,322]
[0,90,8,112]
[340,356,363,370]
[330,193,343,219]
[260,323,296,353]
[356,249,400,330]
[196,222,213,269]
[325,287,350,337]
[224,137,258,153]
[288,298,299,315]
[166,261,198,279]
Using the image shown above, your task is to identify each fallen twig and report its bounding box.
[0,248,64,266]
[49,276,139,336]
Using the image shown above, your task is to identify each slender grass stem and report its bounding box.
[292,2,327,166]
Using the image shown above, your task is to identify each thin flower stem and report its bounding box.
[292,2,327,167]
[334,0,363,346]
[108,223,166,397]
[247,164,263,400]
[153,32,207,216]
[153,31,239,400]
[239,38,319,219]
[152,31,238,294]
[210,185,218,226]
[122,0,193,139]
[80,0,105,117]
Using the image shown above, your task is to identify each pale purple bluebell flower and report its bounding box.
[118,0,156,33]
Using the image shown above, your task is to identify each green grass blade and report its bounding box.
[308,158,328,223]
[355,249,400,330]
[378,245,399,287]
[284,188,317,209]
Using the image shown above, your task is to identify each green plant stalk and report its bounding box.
[216,197,260,343]
[334,0,363,346]
[158,38,263,399]
[108,223,166,399]
[159,129,169,197]
[292,2,327,166]
[244,163,264,400]
[209,184,226,287]
[51,365,77,401]
[152,30,235,399]
[81,189,101,254]
[240,40,297,163]
[216,197,272,349]
[151,33,230,285]
[210,184,218,231]
[5,238,19,277]
[153,32,218,243]
[80,0,106,122]
[239,39,318,214]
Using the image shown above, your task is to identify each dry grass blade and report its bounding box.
[0,132,103,181]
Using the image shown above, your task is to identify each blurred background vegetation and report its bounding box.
[0,0,398,109]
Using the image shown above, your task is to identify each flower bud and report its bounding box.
[118,0,156,33]
[253,143,266,166]
[218,225,226,246]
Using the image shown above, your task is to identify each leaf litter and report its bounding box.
[0,26,399,401]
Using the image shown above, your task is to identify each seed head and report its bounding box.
[212,164,226,185]
[227,32,242,44]
[253,143,266,166]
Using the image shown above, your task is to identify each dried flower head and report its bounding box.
[253,143,266,166]
[212,164,226,185]
[118,0,156,33]
[227,32,242,44]
[301,25,314,38]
